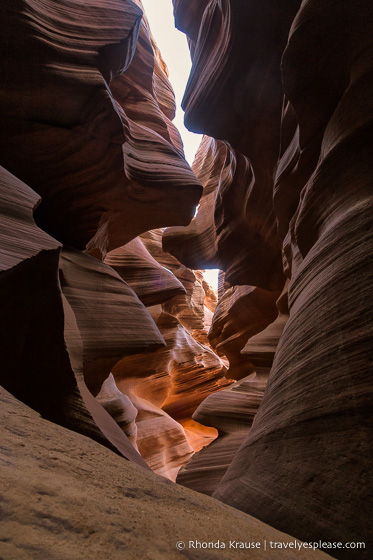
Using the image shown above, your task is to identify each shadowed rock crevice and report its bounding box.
[0,0,372,558]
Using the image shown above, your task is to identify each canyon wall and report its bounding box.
[0,0,229,481]
[0,0,372,558]
[1,385,332,560]
[164,0,373,558]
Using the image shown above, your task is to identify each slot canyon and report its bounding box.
[0,1,372,559]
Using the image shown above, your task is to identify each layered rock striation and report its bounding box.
[0,0,208,476]
[0,165,160,468]
[0,0,202,254]
[0,0,230,482]
[105,229,231,476]
[1,386,333,560]
[1,0,372,557]
[164,0,373,557]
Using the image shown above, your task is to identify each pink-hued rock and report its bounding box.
[111,277,231,468]
[0,386,333,560]
[0,0,207,480]
[177,285,289,495]
[122,388,194,482]
[163,1,373,557]
[0,0,201,254]
[1,0,372,555]
[163,136,285,290]
[104,237,185,307]
[164,0,301,289]
[60,246,165,396]
[96,374,139,449]
[208,285,281,380]
[97,372,193,481]
[0,166,157,467]
[214,4,373,556]
[94,227,230,475]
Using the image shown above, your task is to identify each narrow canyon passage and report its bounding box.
[0,1,372,559]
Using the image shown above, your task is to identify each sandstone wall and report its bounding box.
[164,0,373,557]
[0,0,371,557]
[0,0,223,480]
[1,386,332,560]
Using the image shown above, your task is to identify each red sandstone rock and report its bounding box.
[0,1,208,479]
[60,246,165,397]
[111,265,231,462]
[0,166,159,467]
[0,0,201,254]
[96,374,139,449]
[122,388,194,481]
[163,135,285,289]
[177,285,288,495]
[208,284,280,380]
[165,0,302,289]
[166,2,372,556]
[95,228,231,473]
[97,372,194,481]
[1,0,372,555]
[104,237,185,306]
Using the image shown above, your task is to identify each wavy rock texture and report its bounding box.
[120,385,194,482]
[208,285,281,380]
[1,0,372,556]
[166,0,373,557]
[103,230,231,474]
[0,166,159,467]
[177,284,289,495]
[215,3,373,556]
[104,237,185,306]
[97,372,193,481]
[163,136,284,289]
[96,374,139,449]
[164,0,303,289]
[0,0,201,254]
[60,247,165,396]
[1,387,333,560]
[0,0,212,483]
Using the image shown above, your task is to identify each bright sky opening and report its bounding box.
[203,269,220,289]
[140,0,202,165]
[141,0,220,291]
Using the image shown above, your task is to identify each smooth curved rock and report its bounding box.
[60,246,165,397]
[212,2,373,557]
[97,373,193,481]
[208,285,280,380]
[104,237,185,307]
[0,0,201,254]
[99,229,230,473]
[143,229,216,342]
[96,373,139,449]
[163,136,285,289]
[177,286,289,495]
[0,166,160,467]
[165,2,373,556]
[0,386,333,560]
[124,390,194,482]
[113,299,230,461]
[164,0,302,289]
[1,0,371,554]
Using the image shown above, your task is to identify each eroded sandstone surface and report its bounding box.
[163,1,373,558]
[0,0,217,479]
[0,387,333,560]
[0,0,372,558]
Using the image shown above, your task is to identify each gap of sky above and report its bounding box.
[140,1,219,290]
[140,0,202,165]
